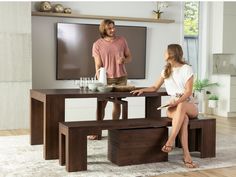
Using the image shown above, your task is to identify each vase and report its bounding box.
[208,100,218,108]
[194,91,208,114]
[156,13,161,19]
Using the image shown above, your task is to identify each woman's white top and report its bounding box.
[161,64,193,97]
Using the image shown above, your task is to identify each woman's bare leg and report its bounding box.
[178,115,190,156]
[163,102,198,151]
[179,115,198,168]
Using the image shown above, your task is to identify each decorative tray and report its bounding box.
[112,85,136,92]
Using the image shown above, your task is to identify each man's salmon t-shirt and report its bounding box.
[92,36,130,78]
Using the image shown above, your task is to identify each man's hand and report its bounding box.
[117,57,125,64]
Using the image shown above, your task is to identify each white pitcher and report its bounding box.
[97,67,107,85]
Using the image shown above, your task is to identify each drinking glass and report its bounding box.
[79,77,84,90]
[84,77,88,90]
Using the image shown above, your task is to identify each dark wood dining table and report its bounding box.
[30,87,168,160]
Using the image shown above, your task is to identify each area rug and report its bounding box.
[0,133,236,177]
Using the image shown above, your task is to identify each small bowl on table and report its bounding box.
[88,82,103,92]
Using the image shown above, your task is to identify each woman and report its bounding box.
[131,44,198,168]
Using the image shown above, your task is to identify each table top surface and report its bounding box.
[30,87,168,98]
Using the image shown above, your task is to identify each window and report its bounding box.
[183,2,199,75]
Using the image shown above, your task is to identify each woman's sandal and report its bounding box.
[183,160,199,168]
[161,144,174,153]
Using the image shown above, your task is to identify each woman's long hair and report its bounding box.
[163,44,187,78]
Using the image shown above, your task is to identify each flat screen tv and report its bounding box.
[57,22,146,80]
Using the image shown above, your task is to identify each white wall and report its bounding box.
[0,2,32,130]
[31,1,183,122]
[209,2,236,117]
[32,1,183,88]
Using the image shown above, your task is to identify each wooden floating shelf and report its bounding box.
[32,11,175,24]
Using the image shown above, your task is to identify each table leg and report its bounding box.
[121,100,128,120]
[44,96,65,159]
[145,96,161,118]
[30,97,44,145]
[59,132,65,166]
[96,99,104,139]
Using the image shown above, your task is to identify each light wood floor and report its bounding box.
[1,115,236,176]
[0,129,29,136]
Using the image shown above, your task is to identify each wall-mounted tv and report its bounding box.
[57,23,146,80]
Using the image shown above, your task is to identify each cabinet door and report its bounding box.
[230,77,236,112]
[222,15,236,53]
[212,2,236,53]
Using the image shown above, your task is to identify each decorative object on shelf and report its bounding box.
[153,2,168,19]
[53,4,64,13]
[208,94,219,108]
[193,78,219,114]
[38,1,52,12]
[64,8,72,14]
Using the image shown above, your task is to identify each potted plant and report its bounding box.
[153,2,168,19]
[193,78,219,93]
[193,78,219,114]
[208,94,219,108]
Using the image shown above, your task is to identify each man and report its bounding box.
[90,19,132,140]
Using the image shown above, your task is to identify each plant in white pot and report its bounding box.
[193,78,219,93]
[208,94,219,108]
[193,78,219,113]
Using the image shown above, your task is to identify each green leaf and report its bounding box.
[193,78,219,92]
[208,94,219,100]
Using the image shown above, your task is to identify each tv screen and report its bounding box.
[57,23,146,80]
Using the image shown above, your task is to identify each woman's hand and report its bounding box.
[130,89,144,96]
[168,98,178,107]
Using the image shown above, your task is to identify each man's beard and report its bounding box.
[105,31,115,38]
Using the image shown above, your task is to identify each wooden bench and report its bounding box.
[161,116,216,158]
[59,116,216,172]
[59,118,169,172]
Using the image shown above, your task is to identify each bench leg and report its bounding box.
[200,121,216,158]
[175,120,216,158]
[189,129,200,152]
[59,132,65,166]
[175,129,198,151]
[66,130,87,172]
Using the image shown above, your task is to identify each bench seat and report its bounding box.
[59,118,169,172]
